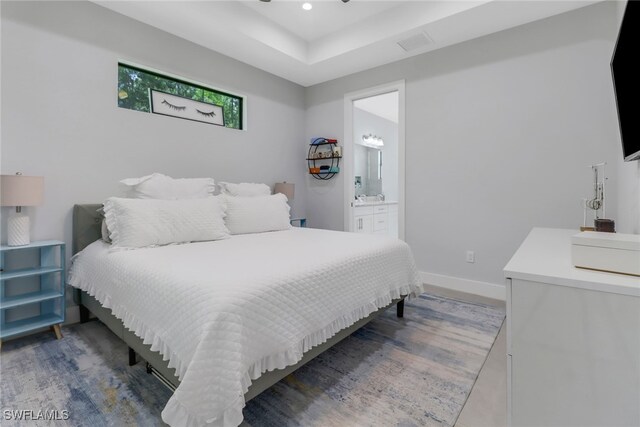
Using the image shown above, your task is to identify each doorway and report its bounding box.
[343,81,405,240]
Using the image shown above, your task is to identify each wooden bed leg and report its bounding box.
[128,347,137,366]
[397,299,405,318]
[79,305,91,323]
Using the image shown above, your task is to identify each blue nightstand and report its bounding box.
[290,218,307,228]
[0,240,65,347]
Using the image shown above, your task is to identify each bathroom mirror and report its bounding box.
[354,144,382,197]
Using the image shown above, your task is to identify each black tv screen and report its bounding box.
[611,0,640,161]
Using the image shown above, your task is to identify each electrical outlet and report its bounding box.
[466,250,475,263]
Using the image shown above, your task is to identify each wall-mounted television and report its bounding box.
[611,0,639,161]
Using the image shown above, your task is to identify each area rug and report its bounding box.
[0,294,504,427]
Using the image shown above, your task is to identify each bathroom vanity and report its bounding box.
[353,200,398,238]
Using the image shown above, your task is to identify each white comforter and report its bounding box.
[68,227,422,427]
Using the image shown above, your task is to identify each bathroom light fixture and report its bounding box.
[302,2,312,10]
[361,134,384,149]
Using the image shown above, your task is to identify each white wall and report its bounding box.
[1,1,306,309]
[1,0,307,239]
[305,1,629,290]
[616,162,640,234]
[2,1,636,309]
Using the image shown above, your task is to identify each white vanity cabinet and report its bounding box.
[354,205,374,234]
[504,228,640,427]
[353,202,398,236]
[372,204,388,234]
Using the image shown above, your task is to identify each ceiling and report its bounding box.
[355,92,399,124]
[94,0,601,87]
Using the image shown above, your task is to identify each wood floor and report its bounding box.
[421,284,507,427]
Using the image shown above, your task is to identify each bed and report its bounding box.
[69,204,422,427]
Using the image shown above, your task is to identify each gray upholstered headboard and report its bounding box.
[73,204,103,254]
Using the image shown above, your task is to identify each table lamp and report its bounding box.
[274,182,294,200]
[1,173,44,246]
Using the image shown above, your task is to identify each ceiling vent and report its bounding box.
[397,32,433,52]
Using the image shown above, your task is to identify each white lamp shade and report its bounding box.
[1,175,44,207]
[274,182,295,200]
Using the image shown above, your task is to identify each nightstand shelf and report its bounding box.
[0,266,63,281]
[0,290,64,309]
[0,240,65,344]
[2,313,64,339]
[290,218,307,228]
[0,240,64,250]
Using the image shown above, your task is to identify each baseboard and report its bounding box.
[65,305,80,325]
[420,271,506,301]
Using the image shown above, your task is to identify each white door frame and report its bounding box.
[343,80,406,240]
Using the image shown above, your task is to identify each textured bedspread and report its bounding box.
[68,228,422,427]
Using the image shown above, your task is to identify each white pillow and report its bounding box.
[103,197,229,249]
[224,194,291,235]
[218,182,271,197]
[120,173,215,199]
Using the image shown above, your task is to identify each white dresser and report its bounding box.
[504,228,640,427]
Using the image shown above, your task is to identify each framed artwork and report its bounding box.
[150,89,225,126]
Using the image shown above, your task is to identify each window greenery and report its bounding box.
[117,63,243,130]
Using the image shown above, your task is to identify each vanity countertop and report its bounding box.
[353,200,398,207]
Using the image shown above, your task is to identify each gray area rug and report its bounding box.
[0,294,504,426]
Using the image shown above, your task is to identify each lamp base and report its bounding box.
[8,214,30,246]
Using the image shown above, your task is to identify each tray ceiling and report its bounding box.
[94,0,601,87]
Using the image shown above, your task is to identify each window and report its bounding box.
[117,63,243,130]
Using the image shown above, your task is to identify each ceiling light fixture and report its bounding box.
[302,2,312,11]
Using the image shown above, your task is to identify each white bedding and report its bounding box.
[68,227,422,427]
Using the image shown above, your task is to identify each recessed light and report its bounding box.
[302,2,312,11]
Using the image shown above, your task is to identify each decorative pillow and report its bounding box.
[223,193,291,235]
[103,197,229,249]
[120,173,215,199]
[218,182,271,197]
